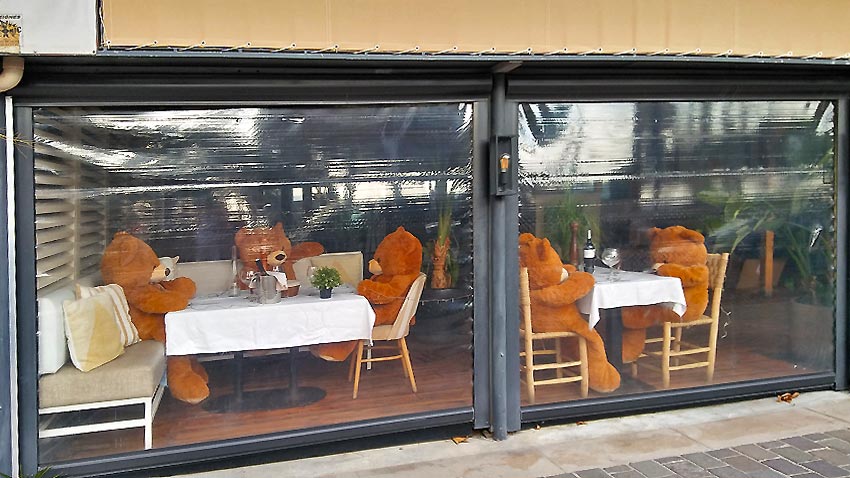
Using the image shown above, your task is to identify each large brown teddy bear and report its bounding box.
[312,226,423,362]
[621,226,709,363]
[101,232,208,404]
[234,222,324,279]
[519,233,621,393]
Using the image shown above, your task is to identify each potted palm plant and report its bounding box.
[310,266,342,299]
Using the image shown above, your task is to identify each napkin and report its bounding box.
[267,271,289,291]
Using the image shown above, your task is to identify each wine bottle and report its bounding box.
[583,230,596,273]
[255,259,268,276]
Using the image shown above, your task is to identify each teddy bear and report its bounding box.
[101,232,208,404]
[519,232,621,393]
[234,222,324,280]
[621,226,710,363]
[312,226,423,362]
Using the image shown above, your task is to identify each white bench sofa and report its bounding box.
[36,275,166,450]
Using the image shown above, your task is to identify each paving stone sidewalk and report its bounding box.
[552,429,850,478]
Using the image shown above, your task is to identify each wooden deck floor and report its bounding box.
[38,293,833,464]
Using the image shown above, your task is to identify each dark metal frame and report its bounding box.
[505,72,850,424]
[11,66,493,477]
[0,95,12,476]
[8,58,850,476]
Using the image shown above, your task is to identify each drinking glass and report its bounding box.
[600,248,621,281]
[239,268,257,298]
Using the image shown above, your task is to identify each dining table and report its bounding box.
[576,268,687,370]
[165,287,376,412]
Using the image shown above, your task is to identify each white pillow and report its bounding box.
[63,294,125,372]
[76,284,140,346]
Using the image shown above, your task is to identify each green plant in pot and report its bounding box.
[544,190,600,263]
[428,207,458,289]
[310,266,342,299]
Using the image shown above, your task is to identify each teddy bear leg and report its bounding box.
[622,327,649,363]
[189,356,209,383]
[578,336,622,393]
[310,341,358,362]
[168,356,210,404]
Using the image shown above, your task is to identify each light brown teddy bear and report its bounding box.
[519,232,621,393]
[621,226,709,363]
[312,226,423,362]
[234,222,324,280]
[101,232,207,404]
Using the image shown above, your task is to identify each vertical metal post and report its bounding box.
[14,106,37,476]
[835,97,848,390]
[472,100,492,430]
[0,95,12,477]
[490,74,508,440]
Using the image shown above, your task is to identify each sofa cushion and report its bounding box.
[38,340,166,408]
[76,283,140,346]
[293,252,364,292]
[63,294,125,372]
[176,260,233,296]
[37,274,100,375]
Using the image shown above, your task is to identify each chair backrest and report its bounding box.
[519,267,533,334]
[706,252,730,320]
[383,273,427,340]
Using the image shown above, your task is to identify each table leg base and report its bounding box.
[202,387,327,413]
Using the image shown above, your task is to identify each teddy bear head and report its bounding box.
[369,226,422,277]
[101,232,168,288]
[648,226,707,267]
[234,222,291,272]
[518,232,568,290]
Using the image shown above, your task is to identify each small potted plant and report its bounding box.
[310,266,342,299]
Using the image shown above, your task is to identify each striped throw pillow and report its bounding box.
[76,284,141,346]
[63,294,125,372]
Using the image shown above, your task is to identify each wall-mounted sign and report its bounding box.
[0,15,21,54]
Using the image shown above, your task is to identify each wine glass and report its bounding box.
[239,267,257,298]
[600,248,621,281]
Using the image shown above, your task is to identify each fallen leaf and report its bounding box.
[777,391,801,403]
[452,435,469,444]
[576,421,588,426]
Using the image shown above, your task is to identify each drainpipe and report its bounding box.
[0,56,24,92]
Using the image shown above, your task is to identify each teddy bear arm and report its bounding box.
[357,276,411,304]
[160,277,197,298]
[288,242,325,261]
[530,271,595,306]
[125,285,191,314]
[657,264,709,287]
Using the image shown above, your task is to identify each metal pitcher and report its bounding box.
[256,275,281,304]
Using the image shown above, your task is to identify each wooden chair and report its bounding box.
[519,267,589,404]
[349,273,427,399]
[631,252,730,388]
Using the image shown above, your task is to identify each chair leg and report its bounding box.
[555,338,564,379]
[348,346,358,382]
[352,340,365,399]
[524,336,535,404]
[399,337,417,393]
[707,319,719,383]
[578,336,589,398]
[630,361,638,379]
[144,397,153,450]
[662,323,672,389]
[673,326,683,367]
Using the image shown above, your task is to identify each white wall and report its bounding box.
[0,0,95,55]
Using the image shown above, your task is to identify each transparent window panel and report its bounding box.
[518,101,835,406]
[33,104,474,461]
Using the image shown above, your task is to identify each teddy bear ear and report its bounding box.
[106,232,141,268]
[679,227,706,243]
[518,232,535,246]
[536,239,550,259]
[648,227,662,240]
[273,222,285,233]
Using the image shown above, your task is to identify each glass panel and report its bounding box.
[518,101,835,405]
[33,104,474,461]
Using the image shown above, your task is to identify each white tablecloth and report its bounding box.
[577,269,687,329]
[165,292,376,356]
